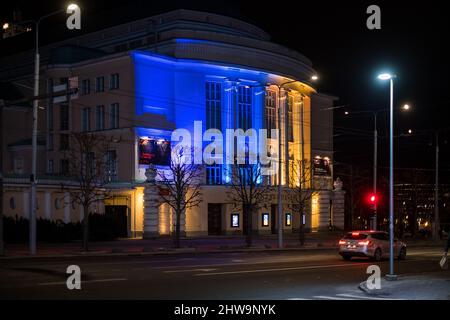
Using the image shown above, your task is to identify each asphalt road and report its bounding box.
[0,247,448,300]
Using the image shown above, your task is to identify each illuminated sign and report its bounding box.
[231,214,239,228]
[262,213,269,227]
[139,138,171,165]
[313,156,331,176]
[285,213,292,226]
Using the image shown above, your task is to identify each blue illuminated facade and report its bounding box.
[2,9,344,237]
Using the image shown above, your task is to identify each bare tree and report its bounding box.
[157,149,203,248]
[227,163,272,247]
[61,132,111,251]
[288,159,313,245]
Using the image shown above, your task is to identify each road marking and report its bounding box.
[287,298,312,300]
[194,262,369,276]
[154,256,356,270]
[336,293,397,300]
[164,268,218,273]
[37,278,127,286]
[313,295,356,300]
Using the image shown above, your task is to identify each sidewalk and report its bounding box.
[359,274,450,300]
[1,233,445,259]
[1,233,342,259]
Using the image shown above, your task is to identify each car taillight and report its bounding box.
[339,240,346,245]
[358,240,370,246]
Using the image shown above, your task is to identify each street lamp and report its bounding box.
[344,104,410,232]
[27,5,78,255]
[377,72,397,280]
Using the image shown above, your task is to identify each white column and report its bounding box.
[63,192,70,223]
[44,191,51,220]
[23,191,30,219]
[332,190,346,230]
[143,183,160,238]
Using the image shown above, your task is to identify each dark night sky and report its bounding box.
[1,0,449,178]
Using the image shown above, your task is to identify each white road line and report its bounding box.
[164,268,218,273]
[313,296,356,300]
[336,293,400,300]
[194,262,369,276]
[287,298,312,300]
[155,257,365,270]
[37,278,127,286]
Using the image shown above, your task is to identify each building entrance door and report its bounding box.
[105,205,128,238]
[208,203,222,235]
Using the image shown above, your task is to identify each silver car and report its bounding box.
[338,231,407,261]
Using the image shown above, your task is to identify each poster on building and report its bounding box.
[139,138,171,165]
[313,156,331,176]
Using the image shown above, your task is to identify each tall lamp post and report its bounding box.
[377,72,397,280]
[345,103,410,231]
[24,5,79,255]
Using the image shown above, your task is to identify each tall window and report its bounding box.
[287,95,294,142]
[236,86,252,130]
[110,73,119,90]
[60,104,69,130]
[60,134,69,150]
[81,79,90,95]
[105,150,117,182]
[265,90,276,138]
[47,78,54,131]
[95,76,104,92]
[95,105,105,130]
[47,133,54,151]
[206,165,222,185]
[82,107,91,132]
[109,103,119,129]
[60,159,69,175]
[206,81,221,130]
[84,152,95,177]
[47,159,54,175]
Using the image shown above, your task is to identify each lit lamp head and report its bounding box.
[67,3,79,10]
[377,73,394,81]
[2,22,9,30]
[402,104,411,111]
[311,75,318,81]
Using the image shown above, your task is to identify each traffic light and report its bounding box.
[367,193,378,206]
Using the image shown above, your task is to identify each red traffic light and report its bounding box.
[367,193,377,205]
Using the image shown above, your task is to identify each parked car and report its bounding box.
[338,231,407,261]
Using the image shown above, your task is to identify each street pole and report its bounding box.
[30,22,40,255]
[27,9,67,255]
[434,131,439,241]
[0,101,4,256]
[387,77,396,280]
[299,96,305,241]
[277,87,283,248]
[373,113,378,230]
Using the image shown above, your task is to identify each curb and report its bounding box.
[358,281,388,296]
[0,245,338,261]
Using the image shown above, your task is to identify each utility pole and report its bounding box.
[277,87,283,248]
[0,101,4,256]
[372,112,378,230]
[433,131,440,241]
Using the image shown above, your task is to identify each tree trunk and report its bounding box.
[174,207,181,248]
[245,204,252,247]
[82,204,89,251]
